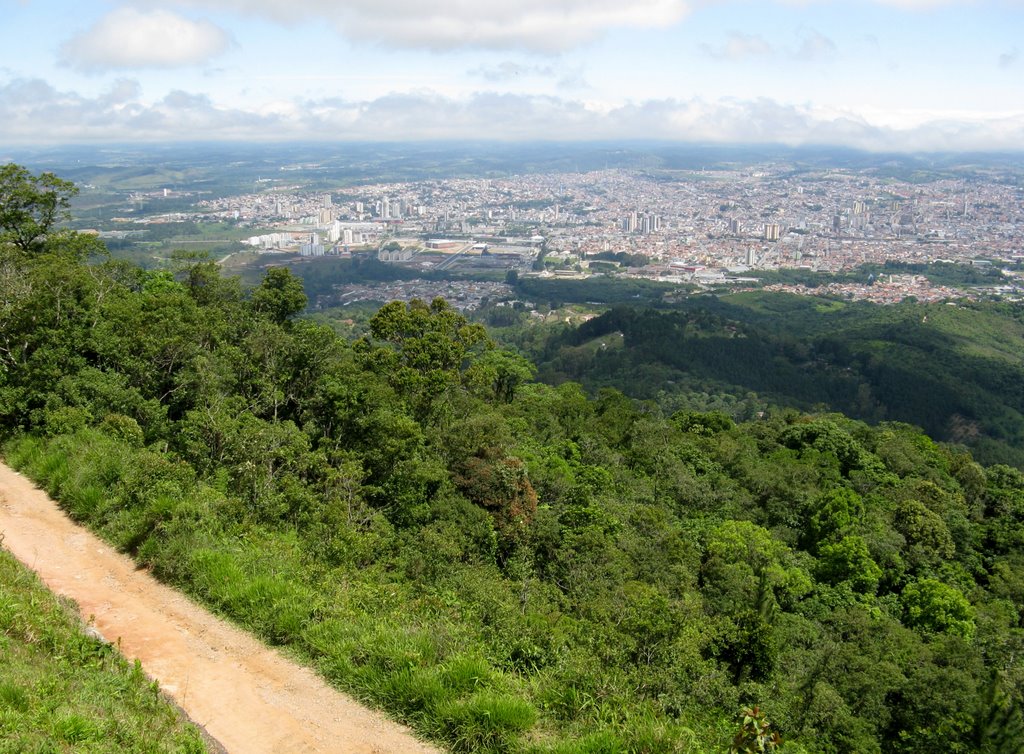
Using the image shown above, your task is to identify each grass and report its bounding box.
[0,548,208,753]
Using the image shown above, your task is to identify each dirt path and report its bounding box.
[0,462,442,754]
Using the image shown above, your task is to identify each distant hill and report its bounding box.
[522,293,1024,468]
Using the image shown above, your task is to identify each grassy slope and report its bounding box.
[0,548,207,754]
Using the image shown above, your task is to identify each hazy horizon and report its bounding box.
[2,1,1023,153]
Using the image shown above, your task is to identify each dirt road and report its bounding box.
[0,462,442,754]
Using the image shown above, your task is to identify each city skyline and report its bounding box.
[1,0,1022,151]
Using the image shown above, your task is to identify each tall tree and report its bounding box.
[251,267,308,324]
[0,164,79,254]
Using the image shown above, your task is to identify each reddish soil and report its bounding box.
[0,462,441,754]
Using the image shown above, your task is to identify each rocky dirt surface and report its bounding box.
[0,462,442,754]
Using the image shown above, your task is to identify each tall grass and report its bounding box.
[435,692,538,753]
[0,549,207,753]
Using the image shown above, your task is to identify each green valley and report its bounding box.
[511,292,1024,470]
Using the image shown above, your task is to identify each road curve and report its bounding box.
[0,462,441,754]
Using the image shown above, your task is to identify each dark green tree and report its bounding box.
[251,267,308,324]
[973,670,1024,754]
[0,163,79,254]
[359,297,491,417]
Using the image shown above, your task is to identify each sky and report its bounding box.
[1,0,1022,151]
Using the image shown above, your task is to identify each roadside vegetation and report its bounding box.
[0,548,207,753]
[1,164,1023,753]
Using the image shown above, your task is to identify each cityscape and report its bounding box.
[106,159,1024,307]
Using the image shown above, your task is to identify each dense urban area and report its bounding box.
[97,161,1024,307]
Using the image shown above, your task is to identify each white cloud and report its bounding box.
[704,29,836,62]
[469,62,590,91]
[703,32,775,60]
[144,0,1012,53]
[557,71,591,91]
[793,30,836,60]
[1,76,1022,152]
[60,8,231,71]
[469,62,558,82]
[152,0,693,52]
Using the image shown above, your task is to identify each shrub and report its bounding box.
[436,692,537,753]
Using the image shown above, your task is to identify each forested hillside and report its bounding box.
[513,293,1024,469]
[2,165,1023,753]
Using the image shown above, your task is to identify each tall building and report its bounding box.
[300,232,324,256]
[764,223,781,241]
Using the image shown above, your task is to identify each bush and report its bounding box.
[436,692,537,753]
[99,413,145,447]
